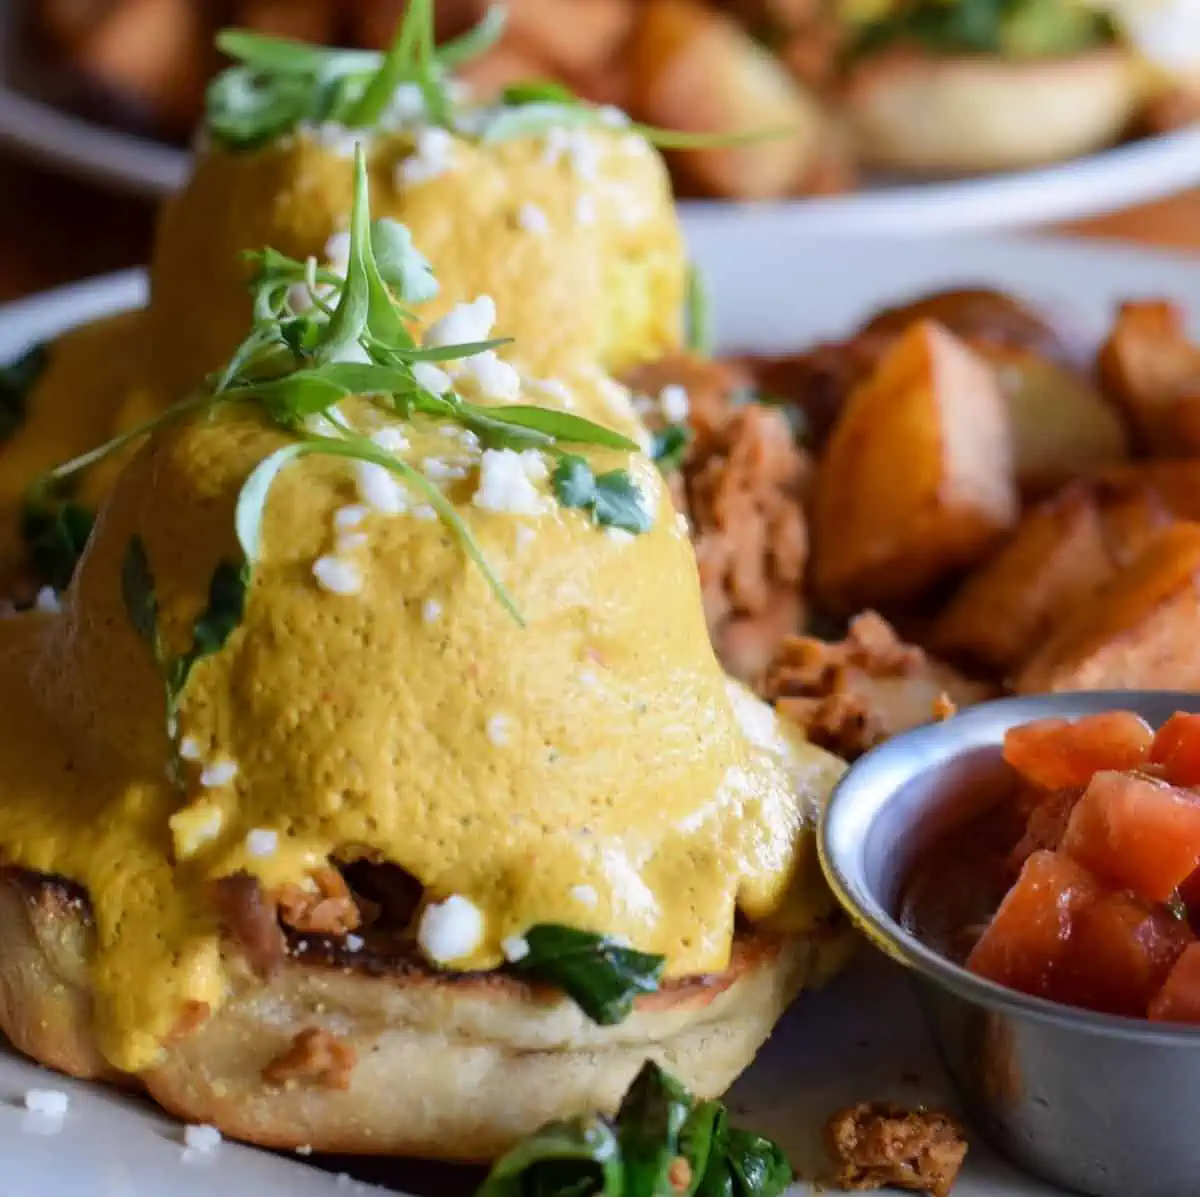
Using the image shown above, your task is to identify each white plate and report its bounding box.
[3,233,1200,1196]
[1,1,1200,232]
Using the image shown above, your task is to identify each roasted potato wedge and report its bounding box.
[1097,460,1200,523]
[844,47,1140,174]
[932,481,1170,676]
[234,0,338,43]
[628,0,829,199]
[812,321,1018,613]
[1016,523,1200,694]
[505,0,634,77]
[1098,301,1200,454]
[981,346,1129,496]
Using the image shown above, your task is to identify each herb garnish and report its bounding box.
[650,426,692,475]
[508,924,665,1025]
[0,342,46,442]
[20,485,94,592]
[206,0,791,157]
[476,1060,794,1197]
[121,537,248,769]
[684,267,713,358]
[552,456,653,536]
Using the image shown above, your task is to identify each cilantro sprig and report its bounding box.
[476,1061,793,1197]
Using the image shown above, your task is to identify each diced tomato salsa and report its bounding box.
[910,709,1200,1024]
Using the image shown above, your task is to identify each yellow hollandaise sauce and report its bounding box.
[148,125,686,401]
[0,369,842,1074]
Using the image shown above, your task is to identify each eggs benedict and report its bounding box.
[0,153,849,1158]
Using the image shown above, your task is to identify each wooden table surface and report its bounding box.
[0,153,1196,303]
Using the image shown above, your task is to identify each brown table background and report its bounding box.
[0,152,1196,303]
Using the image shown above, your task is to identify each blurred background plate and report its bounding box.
[2,0,1200,232]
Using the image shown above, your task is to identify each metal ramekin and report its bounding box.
[819,690,1200,1197]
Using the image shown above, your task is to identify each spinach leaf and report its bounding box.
[0,342,46,441]
[510,924,665,1025]
[475,1116,622,1197]
[616,1062,693,1197]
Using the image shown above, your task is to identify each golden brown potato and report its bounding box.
[628,0,828,199]
[811,321,1018,613]
[348,0,486,47]
[1016,523,1200,694]
[506,0,634,77]
[70,0,208,135]
[844,48,1140,174]
[452,34,553,102]
[931,481,1170,677]
[234,0,338,43]
[981,347,1129,496]
[1097,460,1200,523]
[1098,300,1200,454]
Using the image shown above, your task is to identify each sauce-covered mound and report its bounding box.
[906,710,1200,1023]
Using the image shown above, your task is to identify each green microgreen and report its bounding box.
[684,265,714,357]
[507,925,665,1026]
[650,425,692,475]
[121,536,247,776]
[552,456,652,535]
[475,1061,794,1197]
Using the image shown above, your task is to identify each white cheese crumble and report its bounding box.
[423,456,469,483]
[473,449,549,516]
[517,202,550,235]
[676,512,690,536]
[182,1124,222,1161]
[313,556,364,596]
[337,531,369,552]
[461,350,521,401]
[515,525,536,550]
[659,384,690,423]
[579,669,598,687]
[423,296,496,352]
[179,736,203,761]
[487,714,511,746]
[412,360,452,395]
[598,105,630,128]
[397,126,456,186]
[295,1144,314,1157]
[24,1090,68,1117]
[334,504,369,532]
[344,933,365,952]
[34,586,61,614]
[370,426,410,453]
[575,194,598,226]
[200,760,239,788]
[544,127,602,180]
[501,934,530,963]
[606,528,635,545]
[172,804,224,858]
[570,884,599,907]
[300,122,370,159]
[527,377,574,407]
[356,461,407,514]
[246,828,278,858]
[417,895,484,964]
[422,598,442,623]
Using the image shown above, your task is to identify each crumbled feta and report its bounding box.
[422,598,442,624]
[675,512,690,536]
[171,804,224,858]
[519,451,549,483]
[606,528,635,545]
[295,1144,314,1157]
[344,933,365,952]
[579,669,598,688]
[334,504,369,532]
[413,504,438,521]
[423,457,469,483]
[417,894,484,964]
[398,126,456,187]
[570,884,598,907]
[659,384,690,423]
[412,360,452,395]
[179,736,203,761]
[460,428,482,453]
[313,556,364,596]
[304,412,342,438]
[34,586,61,614]
[337,531,369,552]
[544,127,602,180]
[356,461,407,514]
[473,449,548,516]
[245,828,278,858]
[382,81,426,127]
[462,351,521,401]
[423,296,497,351]
[598,105,630,128]
[517,202,550,235]
[300,122,369,159]
[515,525,536,550]
[487,714,511,746]
[575,194,597,226]
[527,377,574,407]
[370,426,410,453]
[182,1124,222,1158]
[24,1090,68,1117]
[200,760,239,788]
[501,935,530,963]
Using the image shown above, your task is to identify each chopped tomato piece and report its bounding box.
[1007,788,1081,870]
[1002,712,1153,791]
[1150,943,1200,1023]
[967,851,1101,1000]
[1062,771,1200,904]
[1061,892,1191,1017]
[1150,713,1200,787]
